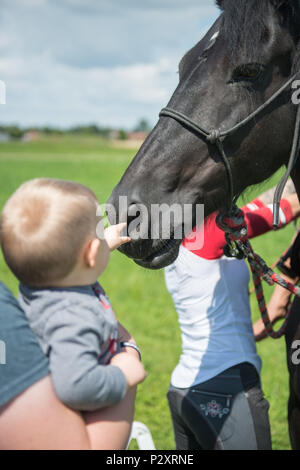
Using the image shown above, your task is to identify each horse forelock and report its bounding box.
[216,0,275,65]
[216,0,300,67]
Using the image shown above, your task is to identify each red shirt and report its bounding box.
[183,198,293,260]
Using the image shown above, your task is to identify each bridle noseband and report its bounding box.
[159,72,300,227]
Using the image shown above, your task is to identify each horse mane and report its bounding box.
[216,0,300,67]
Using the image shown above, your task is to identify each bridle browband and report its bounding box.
[159,72,300,227]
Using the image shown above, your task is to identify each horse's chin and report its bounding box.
[133,238,181,270]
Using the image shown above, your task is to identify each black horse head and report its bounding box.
[108,0,300,269]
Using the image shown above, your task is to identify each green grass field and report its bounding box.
[0,135,296,450]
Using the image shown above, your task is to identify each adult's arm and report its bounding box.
[0,374,136,450]
[0,375,91,450]
[245,180,300,238]
[244,196,297,239]
[184,196,295,259]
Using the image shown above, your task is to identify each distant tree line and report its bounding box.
[0,118,152,140]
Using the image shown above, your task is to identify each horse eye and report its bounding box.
[231,63,265,83]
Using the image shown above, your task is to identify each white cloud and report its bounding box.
[0,0,219,128]
[0,56,178,128]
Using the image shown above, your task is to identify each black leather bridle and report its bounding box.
[159,72,300,227]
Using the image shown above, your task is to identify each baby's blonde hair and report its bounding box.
[0,178,99,287]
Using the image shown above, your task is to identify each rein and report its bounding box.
[216,206,300,339]
[159,72,300,338]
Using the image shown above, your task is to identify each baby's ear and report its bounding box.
[84,238,101,268]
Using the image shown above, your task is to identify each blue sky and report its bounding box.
[0,0,219,129]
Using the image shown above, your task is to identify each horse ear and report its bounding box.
[215,0,224,9]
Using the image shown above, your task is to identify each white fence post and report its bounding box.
[127,421,156,450]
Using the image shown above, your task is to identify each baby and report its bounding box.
[0,178,146,420]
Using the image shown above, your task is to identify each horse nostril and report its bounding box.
[128,203,141,221]
[127,203,143,236]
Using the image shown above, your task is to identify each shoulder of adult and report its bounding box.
[0,281,49,408]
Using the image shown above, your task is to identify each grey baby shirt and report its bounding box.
[18,282,127,411]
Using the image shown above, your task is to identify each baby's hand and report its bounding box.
[104,223,131,251]
[110,353,147,388]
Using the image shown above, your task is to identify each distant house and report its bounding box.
[22,130,39,142]
[127,131,148,142]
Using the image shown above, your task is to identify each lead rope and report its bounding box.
[216,205,300,339]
